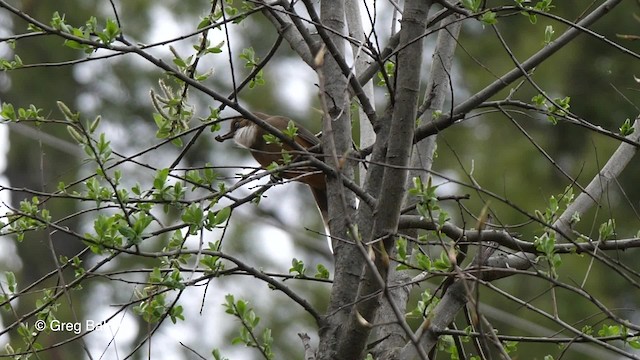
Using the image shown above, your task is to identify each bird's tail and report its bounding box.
[309,186,331,251]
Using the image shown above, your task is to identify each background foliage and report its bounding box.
[0,0,640,359]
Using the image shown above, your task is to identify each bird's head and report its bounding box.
[215,117,259,148]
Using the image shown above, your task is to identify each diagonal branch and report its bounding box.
[394,117,640,357]
[554,118,640,238]
[413,0,624,141]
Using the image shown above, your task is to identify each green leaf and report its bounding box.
[197,17,213,30]
[598,324,620,337]
[64,39,85,50]
[480,11,497,25]
[118,225,138,243]
[263,133,280,145]
[503,341,518,354]
[66,126,85,144]
[186,169,203,185]
[1,103,16,121]
[212,348,228,360]
[581,325,593,335]
[154,168,170,190]
[208,207,231,228]
[534,0,554,12]
[461,0,481,11]
[528,13,537,24]
[89,115,101,133]
[203,165,218,184]
[236,299,247,317]
[182,203,205,234]
[570,211,581,225]
[396,237,407,262]
[433,251,451,271]
[416,253,432,271]
[169,305,185,323]
[532,94,546,107]
[5,272,16,293]
[223,294,235,313]
[289,258,306,276]
[206,46,223,54]
[104,18,120,39]
[619,118,635,136]
[133,213,152,234]
[314,264,330,279]
[598,219,615,241]
[544,25,555,44]
[283,120,298,139]
[214,207,231,225]
[11,55,22,68]
[85,16,98,32]
[200,254,222,272]
[57,101,79,122]
[534,233,555,255]
[173,57,187,68]
[266,161,279,172]
[280,151,292,164]
[438,211,449,227]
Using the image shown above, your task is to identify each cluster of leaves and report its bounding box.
[395,177,454,272]
[153,5,257,145]
[376,61,395,87]
[406,288,439,319]
[50,12,121,53]
[533,187,575,277]
[619,118,636,136]
[0,100,236,345]
[410,177,450,229]
[0,6,301,357]
[589,324,640,350]
[460,0,557,31]
[0,103,44,122]
[133,268,185,324]
[0,51,23,70]
[0,273,63,358]
[199,241,225,274]
[261,120,303,172]
[240,47,265,89]
[4,197,51,242]
[151,81,196,147]
[223,294,275,359]
[403,278,523,359]
[289,258,331,279]
[515,0,555,24]
[262,120,299,144]
[396,236,452,273]
[461,0,498,25]
[532,93,571,125]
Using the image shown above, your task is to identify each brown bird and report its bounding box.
[215,112,328,229]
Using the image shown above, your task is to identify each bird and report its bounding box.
[215,112,328,230]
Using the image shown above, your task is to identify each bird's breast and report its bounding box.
[234,125,259,149]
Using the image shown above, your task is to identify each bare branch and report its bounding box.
[414,0,625,141]
[554,118,640,238]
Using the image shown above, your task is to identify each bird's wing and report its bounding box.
[262,114,320,147]
[295,123,320,147]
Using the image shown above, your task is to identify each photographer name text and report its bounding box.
[34,319,107,334]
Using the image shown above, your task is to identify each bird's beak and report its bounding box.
[215,130,235,142]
